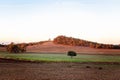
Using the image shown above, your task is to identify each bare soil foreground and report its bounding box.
[0,59,120,80]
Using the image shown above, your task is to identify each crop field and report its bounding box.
[0,52,120,62]
[0,52,120,80]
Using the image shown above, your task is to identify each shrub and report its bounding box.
[67,51,77,58]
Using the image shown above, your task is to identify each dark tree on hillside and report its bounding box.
[67,51,77,58]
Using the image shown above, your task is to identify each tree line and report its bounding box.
[0,44,6,47]
[53,35,120,49]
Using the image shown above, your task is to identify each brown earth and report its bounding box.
[0,58,120,80]
[27,41,120,54]
[1,42,120,80]
[0,47,6,52]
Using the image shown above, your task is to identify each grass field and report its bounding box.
[0,52,120,62]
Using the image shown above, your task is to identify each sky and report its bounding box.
[0,0,120,44]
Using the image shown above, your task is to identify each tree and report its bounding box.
[7,42,20,53]
[7,42,27,53]
[11,45,20,53]
[67,51,77,58]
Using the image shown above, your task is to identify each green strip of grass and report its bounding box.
[0,52,120,62]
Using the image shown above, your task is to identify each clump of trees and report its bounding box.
[7,42,27,53]
[67,51,77,58]
[53,35,120,49]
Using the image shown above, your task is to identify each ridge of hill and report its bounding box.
[53,35,120,49]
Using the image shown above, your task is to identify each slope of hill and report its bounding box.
[27,41,120,54]
[0,47,6,52]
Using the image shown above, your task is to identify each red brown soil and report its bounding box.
[0,58,120,80]
[27,41,120,54]
[0,47,6,52]
[1,42,120,80]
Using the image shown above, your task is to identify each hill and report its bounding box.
[53,35,120,49]
[2,35,120,54]
[26,41,120,54]
[0,47,6,52]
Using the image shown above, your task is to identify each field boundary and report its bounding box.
[1,58,120,65]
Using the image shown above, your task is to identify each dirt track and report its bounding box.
[0,59,120,80]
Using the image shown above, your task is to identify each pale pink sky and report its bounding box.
[0,0,120,44]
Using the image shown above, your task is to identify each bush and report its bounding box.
[67,51,77,58]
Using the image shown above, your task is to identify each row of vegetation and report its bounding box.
[0,44,6,47]
[53,35,120,49]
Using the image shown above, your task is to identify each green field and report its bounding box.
[0,52,120,62]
